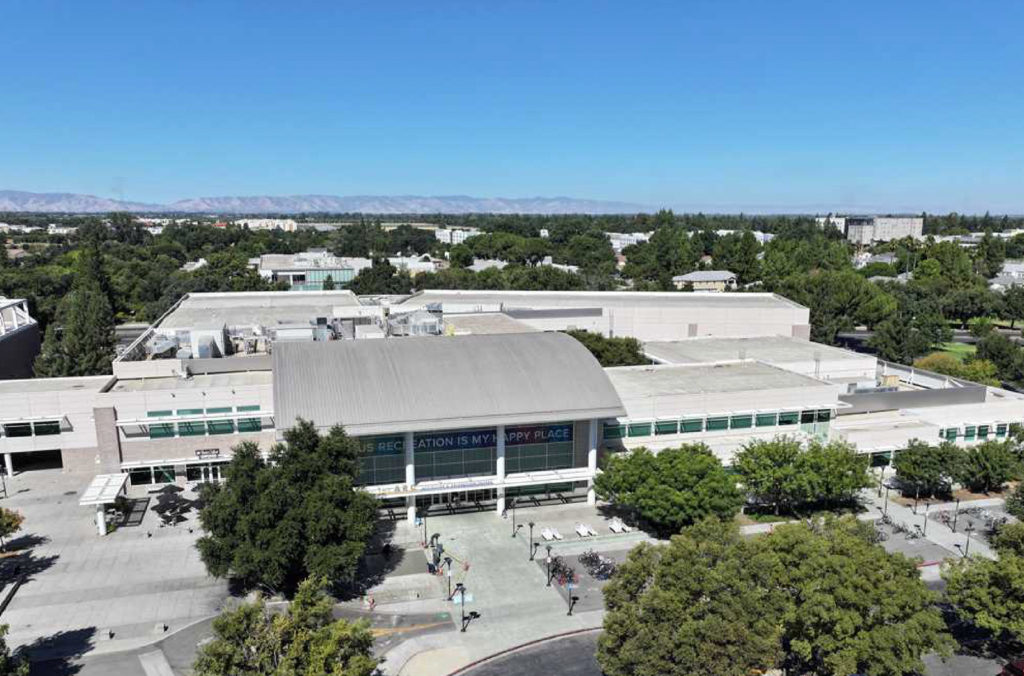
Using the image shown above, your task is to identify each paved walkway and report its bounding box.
[862,489,997,560]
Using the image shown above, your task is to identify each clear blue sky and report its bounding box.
[2,1,1023,213]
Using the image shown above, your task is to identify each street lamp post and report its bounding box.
[456,583,468,632]
[923,502,929,536]
[421,508,428,549]
[444,556,453,600]
[545,545,553,587]
[883,484,890,517]
[510,498,518,537]
[528,521,535,560]
[952,498,961,533]
[964,523,976,557]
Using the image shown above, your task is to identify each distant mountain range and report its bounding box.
[0,190,648,215]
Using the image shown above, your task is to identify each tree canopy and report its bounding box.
[193,577,376,676]
[892,440,962,498]
[196,421,378,595]
[564,329,648,367]
[594,445,742,536]
[599,517,952,676]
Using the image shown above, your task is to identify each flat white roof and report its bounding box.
[159,291,361,330]
[645,336,873,366]
[395,290,806,311]
[79,473,129,506]
[0,375,111,395]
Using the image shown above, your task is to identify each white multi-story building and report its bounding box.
[434,227,481,245]
[844,216,924,244]
[606,231,652,253]
[234,218,299,232]
[0,297,40,381]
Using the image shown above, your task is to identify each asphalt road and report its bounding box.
[458,631,601,676]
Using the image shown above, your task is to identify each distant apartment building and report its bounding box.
[0,297,40,380]
[815,215,846,231]
[671,270,738,292]
[606,231,652,253]
[843,216,924,245]
[235,218,299,232]
[434,227,481,245]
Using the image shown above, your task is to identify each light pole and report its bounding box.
[952,498,961,533]
[883,484,890,517]
[964,523,975,557]
[923,502,929,536]
[528,521,536,560]
[545,545,553,587]
[421,508,428,549]
[455,582,466,630]
[444,556,453,600]
[510,498,518,537]
[567,573,578,616]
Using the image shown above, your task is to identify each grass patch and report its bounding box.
[937,342,976,362]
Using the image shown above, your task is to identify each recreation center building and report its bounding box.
[0,289,1022,531]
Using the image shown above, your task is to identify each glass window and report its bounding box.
[871,452,891,467]
[176,409,205,436]
[996,424,1008,438]
[236,405,262,433]
[147,410,175,439]
[603,423,625,440]
[978,425,990,439]
[153,465,175,484]
[964,425,976,440]
[944,427,958,441]
[706,417,729,431]
[655,420,679,435]
[205,407,234,435]
[186,465,204,482]
[32,420,61,436]
[755,412,778,427]
[128,467,153,486]
[778,412,799,426]
[816,409,832,423]
[800,410,816,424]
[730,415,753,430]
[627,423,652,438]
[3,423,33,438]
[680,418,703,433]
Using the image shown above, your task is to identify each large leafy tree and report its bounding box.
[598,520,787,676]
[765,517,953,676]
[774,271,895,345]
[944,553,1024,646]
[565,329,647,367]
[197,421,378,595]
[893,440,961,498]
[0,625,28,676]
[1002,284,1024,329]
[193,577,376,676]
[734,438,870,515]
[347,258,413,295]
[34,243,115,376]
[956,440,1020,493]
[595,445,742,536]
[600,518,951,676]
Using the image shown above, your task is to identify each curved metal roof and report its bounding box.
[273,332,625,436]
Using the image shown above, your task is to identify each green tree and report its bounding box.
[322,274,336,291]
[974,231,1006,279]
[766,517,952,676]
[913,353,1000,386]
[944,553,1024,646]
[957,440,1020,493]
[448,243,474,268]
[1007,482,1024,520]
[733,437,803,515]
[33,244,115,376]
[196,422,378,595]
[0,625,28,676]
[1002,284,1024,329]
[0,509,24,552]
[976,331,1024,383]
[775,271,895,345]
[193,577,376,676]
[595,445,742,536]
[942,286,996,329]
[348,259,413,295]
[598,520,787,676]
[993,522,1024,557]
[564,330,647,367]
[893,440,961,498]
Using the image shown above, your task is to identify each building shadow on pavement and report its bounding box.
[24,627,96,676]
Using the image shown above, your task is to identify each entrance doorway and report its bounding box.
[10,449,63,473]
[185,462,227,485]
[419,489,497,515]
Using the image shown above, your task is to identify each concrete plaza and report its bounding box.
[0,469,228,658]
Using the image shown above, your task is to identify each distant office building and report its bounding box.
[235,218,298,232]
[255,250,364,290]
[606,231,652,253]
[0,297,40,380]
[815,215,846,231]
[671,270,738,292]
[843,216,924,245]
[434,227,481,245]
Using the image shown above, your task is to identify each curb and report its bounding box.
[445,626,602,676]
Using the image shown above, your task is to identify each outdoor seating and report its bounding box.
[541,527,555,541]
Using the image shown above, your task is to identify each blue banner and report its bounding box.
[362,423,573,456]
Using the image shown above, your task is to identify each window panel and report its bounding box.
[997,424,1008,438]
[627,423,652,437]
[755,413,777,428]
[205,407,234,435]
[236,405,262,433]
[603,423,625,440]
[816,409,832,423]
[680,418,703,433]
[706,417,728,431]
[655,420,679,435]
[778,412,799,426]
[729,415,753,430]
[3,423,32,438]
[32,420,61,436]
[800,410,816,424]
[176,409,205,436]
[964,426,976,440]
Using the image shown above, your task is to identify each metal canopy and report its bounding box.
[79,473,129,506]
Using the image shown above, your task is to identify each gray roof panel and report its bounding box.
[273,332,625,436]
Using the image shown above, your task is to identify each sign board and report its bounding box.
[361,423,573,456]
[195,448,220,459]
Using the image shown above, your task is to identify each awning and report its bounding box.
[363,466,594,499]
[79,473,129,506]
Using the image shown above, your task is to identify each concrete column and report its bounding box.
[404,431,416,523]
[587,419,598,505]
[3,453,12,478]
[95,504,106,536]
[495,425,506,515]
